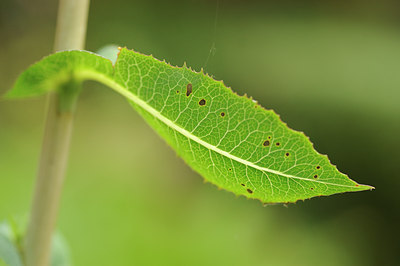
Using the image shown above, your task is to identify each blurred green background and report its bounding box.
[1,0,399,265]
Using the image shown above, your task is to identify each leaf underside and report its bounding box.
[7,48,373,203]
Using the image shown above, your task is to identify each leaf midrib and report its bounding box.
[77,69,368,190]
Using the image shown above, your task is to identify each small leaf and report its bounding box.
[96,44,120,65]
[0,221,72,266]
[6,48,374,203]
[51,232,72,266]
[0,223,23,266]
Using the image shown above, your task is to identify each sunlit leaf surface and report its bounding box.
[7,48,373,203]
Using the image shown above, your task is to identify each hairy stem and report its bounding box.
[24,0,90,265]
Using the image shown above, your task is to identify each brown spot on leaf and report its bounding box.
[285,152,290,157]
[176,90,179,94]
[241,183,245,187]
[310,187,314,190]
[220,112,225,117]
[199,99,206,106]
[316,165,321,170]
[314,174,318,179]
[276,142,280,146]
[246,188,253,194]
[186,83,192,96]
[228,168,232,171]
[263,140,270,147]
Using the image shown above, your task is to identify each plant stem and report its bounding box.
[24,1,90,266]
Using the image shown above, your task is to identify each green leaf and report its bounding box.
[0,223,23,266]
[0,221,72,266]
[5,50,113,99]
[6,48,373,203]
[96,44,120,65]
[50,232,72,266]
[0,236,22,266]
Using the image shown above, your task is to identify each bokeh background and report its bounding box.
[1,0,399,265]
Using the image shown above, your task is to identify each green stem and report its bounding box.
[24,0,90,265]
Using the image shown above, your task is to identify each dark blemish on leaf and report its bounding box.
[263,140,270,147]
[310,187,314,190]
[247,188,253,194]
[355,184,359,187]
[176,90,179,94]
[314,174,318,179]
[276,142,280,146]
[199,99,206,106]
[228,168,232,171]
[267,136,271,140]
[220,112,225,117]
[285,152,290,157]
[186,83,192,96]
[241,183,245,187]
[316,165,321,170]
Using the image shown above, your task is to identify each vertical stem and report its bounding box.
[24,1,90,266]
[53,0,91,51]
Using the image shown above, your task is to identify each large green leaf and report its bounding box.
[6,48,373,203]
